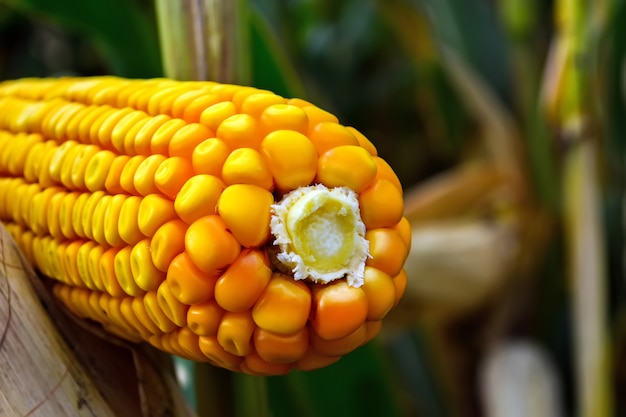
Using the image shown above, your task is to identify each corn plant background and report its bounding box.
[0,0,625,416]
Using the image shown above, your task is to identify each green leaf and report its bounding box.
[248,4,305,98]
[268,343,403,417]
[3,0,162,77]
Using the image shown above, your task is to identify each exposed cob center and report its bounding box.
[270,184,369,287]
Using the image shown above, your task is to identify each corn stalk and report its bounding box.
[542,0,613,415]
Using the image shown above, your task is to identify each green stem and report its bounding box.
[155,0,250,83]
[556,0,613,416]
[231,373,270,417]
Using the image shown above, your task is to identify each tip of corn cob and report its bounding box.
[270,184,369,287]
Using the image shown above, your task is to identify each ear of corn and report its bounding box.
[0,76,410,375]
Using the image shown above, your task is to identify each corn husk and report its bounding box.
[0,225,196,417]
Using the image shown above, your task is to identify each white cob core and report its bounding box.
[270,184,369,287]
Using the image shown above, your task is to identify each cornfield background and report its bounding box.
[0,0,624,416]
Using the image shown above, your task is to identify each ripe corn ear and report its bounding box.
[0,76,410,375]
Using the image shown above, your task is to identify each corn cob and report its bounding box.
[0,76,410,376]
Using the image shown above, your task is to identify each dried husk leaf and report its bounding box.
[0,225,196,417]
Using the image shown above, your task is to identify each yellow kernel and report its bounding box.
[104,155,130,195]
[392,269,408,306]
[310,323,366,356]
[171,90,213,119]
[361,266,396,320]
[120,297,152,338]
[359,179,404,229]
[169,123,213,159]
[174,174,224,224]
[154,157,195,199]
[87,107,120,146]
[308,122,359,155]
[187,299,224,336]
[88,291,109,323]
[80,191,105,241]
[49,140,78,184]
[240,93,286,119]
[114,246,145,297]
[133,154,167,196]
[77,105,111,144]
[199,101,236,131]
[362,320,383,345]
[23,141,47,183]
[191,138,229,176]
[215,249,272,312]
[365,228,409,277]
[166,252,218,305]
[134,114,171,155]
[198,336,243,370]
[110,110,148,153]
[91,194,111,246]
[122,116,151,156]
[143,291,177,333]
[132,295,163,335]
[130,239,166,291]
[185,215,241,275]
[217,311,255,356]
[373,156,402,191]
[86,244,107,291]
[69,144,99,190]
[100,247,125,297]
[137,194,177,237]
[216,114,261,149]
[260,104,308,135]
[176,328,206,361]
[151,219,187,271]
[221,148,274,190]
[71,192,90,238]
[29,187,60,235]
[310,281,368,340]
[151,118,186,155]
[146,86,180,116]
[58,192,79,240]
[103,194,127,247]
[317,145,377,193]
[252,273,311,335]
[106,298,140,340]
[157,280,189,327]
[346,126,378,156]
[183,95,223,123]
[8,133,41,176]
[61,240,82,286]
[217,184,273,248]
[253,327,309,364]
[119,195,145,245]
[84,150,115,192]
[301,105,339,133]
[241,350,291,376]
[97,107,135,151]
[260,130,317,190]
[392,217,411,250]
[75,241,97,289]
[210,83,244,100]
[232,86,265,109]
[37,144,58,188]
[119,155,146,195]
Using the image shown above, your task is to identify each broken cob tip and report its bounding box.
[270,184,369,288]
